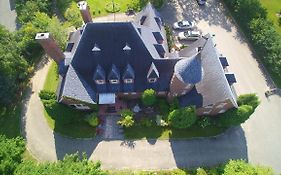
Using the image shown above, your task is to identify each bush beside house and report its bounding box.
[118,109,135,128]
[168,106,197,129]
[141,89,157,106]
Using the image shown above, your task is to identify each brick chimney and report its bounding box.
[78,1,92,23]
[35,33,65,64]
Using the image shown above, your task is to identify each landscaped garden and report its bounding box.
[119,89,260,139]
[40,62,97,138]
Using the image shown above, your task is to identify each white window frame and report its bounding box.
[218,109,227,114]
[148,78,157,83]
[110,79,119,84]
[205,104,214,109]
[123,92,129,95]
[96,79,105,85]
[203,109,212,115]
[131,92,137,95]
[70,104,90,110]
[158,91,166,95]
[124,79,133,84]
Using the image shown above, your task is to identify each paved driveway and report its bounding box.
[22,0,281,173]
[0,0,17,31]
[160,0,281,172]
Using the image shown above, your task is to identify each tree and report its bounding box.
[223,160,274,175]
[0,25,29,105]
[168,106,197,129]
[64,2,83,28]
[17,1,40,24]
[15,153,107,175]
[85,112,99,127]
[237,94,260,109]
[0,135,25,175]
[141,89,156,106]
[118,115,134,128]
[215,105,254,127]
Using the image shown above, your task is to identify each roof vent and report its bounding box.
[92,43,101,52]
[140,16,147,25]
[123,43,131,51]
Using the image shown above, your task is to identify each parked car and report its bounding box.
[197,0,206,5]
[178,31,201,40]
[173,20,195,29]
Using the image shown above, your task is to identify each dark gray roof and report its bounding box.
[108,64,120,80]
[69,22,178,94]
[93,65,106,80]
[179,87,203,108]
[123,64,135,79]
[61,65,96,104]
[174,53,203,84]
[187,36,237,107]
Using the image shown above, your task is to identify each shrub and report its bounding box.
[118,115,134,128]
[105,2,121,13]
[215,105,254,127]
[238,93,260,109]
[0,135,25,175]
[142,89,157,106]
[84,112,99,127]
[155,115,168,126]
[39,90,56,100]
[158,99,169,115]
[168,106,197,129]
[64,2,83,28]
[196,168,207,175]
[197,117,211,128]
[0,106,7,117]
[140,118,153,127]
[164,25,174,51]
[120,109,133,118]
[223,160,274,175]
[169,97,180,111]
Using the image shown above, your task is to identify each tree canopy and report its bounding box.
[168,106,197,129]
[141,89,157,106]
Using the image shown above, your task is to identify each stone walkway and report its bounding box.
[100,116,124,139]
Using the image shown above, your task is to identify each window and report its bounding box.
[110,79,119,84]
[124,79,133,84]
[216,102,227,109]
[124,93,129,95]
[181,91,187,95]
[96,80,105,84]
[131,92,136,95]
[158,91,166,95]
[148,78,157,83]
[205,104,214,109]
[203,109,212,115]
[70,104,90,110]
[218,109,226,114]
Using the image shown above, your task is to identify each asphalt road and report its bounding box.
[0,0,17,31]
[19,0,281,173]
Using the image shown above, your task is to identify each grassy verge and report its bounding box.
[42,62,96,138]
[259,0,281,34]
[124,124,226,139]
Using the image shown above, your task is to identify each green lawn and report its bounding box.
[42,61,96,138]
[58,0,140,18]
[260,0,281,34]
[124,123,226,139]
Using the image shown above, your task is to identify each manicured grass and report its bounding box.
[0,106,21,138]
[57,0,144,18]
[42,62,96,138]
[124,124,226,139]
[260,0,281,34]
[44,62,59,92]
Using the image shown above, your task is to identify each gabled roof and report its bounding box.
[123,64,135,79]
[147,62,160,79]
[93,65,105,80]
[108,64,120,80]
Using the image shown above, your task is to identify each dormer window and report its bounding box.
[148,78,157,83]
[123,43,131,51]
[147,62,159,83]
[124,79,133,84]
[96,79,105,84]
[92,43,101,52]
[123,64,135,83]
[108,64,120,84]
[93,65,106,85]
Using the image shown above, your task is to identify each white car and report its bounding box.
[173,20,195,29]
[178,31,201,40]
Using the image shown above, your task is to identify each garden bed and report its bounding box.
[41,62,96,138]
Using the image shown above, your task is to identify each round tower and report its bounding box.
[169,53,203,97]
